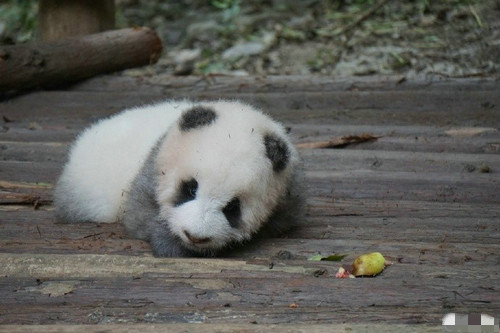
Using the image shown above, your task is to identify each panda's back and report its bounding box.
[54,100,191,223]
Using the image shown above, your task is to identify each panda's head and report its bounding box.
[154,101,298,254]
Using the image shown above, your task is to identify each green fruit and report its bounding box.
[352,252,386,277]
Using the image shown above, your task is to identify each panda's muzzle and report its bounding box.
[183,230,211,245]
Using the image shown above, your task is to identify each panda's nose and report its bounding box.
[184,230,211,244]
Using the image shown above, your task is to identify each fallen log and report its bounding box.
[0,27,162,93]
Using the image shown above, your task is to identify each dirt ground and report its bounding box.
[115,0,500,78]
[0,0,498,79]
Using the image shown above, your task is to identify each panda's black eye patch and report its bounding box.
[174,178,198,206]
[223,197,241,228]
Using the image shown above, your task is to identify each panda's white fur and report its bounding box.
[54,100,303,257]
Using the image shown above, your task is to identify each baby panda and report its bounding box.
[54,100,304,257]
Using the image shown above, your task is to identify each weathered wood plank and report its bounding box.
[2,207,497,244]
[1,168,497,205]
[2,90,499,127]
[2,143,499,173]
[0,253,312,278]
[0,253,497,325]
[0,324,443,333]
[1,214,498,266]
[1,235,498,269]
[0,162,60,183]
[1,223,497,259]
[2,129,499,155]
[0,77,498,328]
[308,169,499,203]
[2,196,497,257]
[2,125,499,158]
[0,141,68,162]
[72,75,500,93]
[2,142,499,206]
[0,294,487,325]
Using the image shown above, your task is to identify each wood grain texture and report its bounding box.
[0,324,443,333]
[0,75,498,328]
[39,0,115,41]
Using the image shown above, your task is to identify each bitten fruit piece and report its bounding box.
[351,252,386,277]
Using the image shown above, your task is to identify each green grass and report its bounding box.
[0,0,38,43]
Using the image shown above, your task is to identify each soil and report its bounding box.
[115,0,500,78]
[0,0,498,79]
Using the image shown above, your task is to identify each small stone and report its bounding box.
[479,164,491,173]
[186,20,220,43]
[28,122,42,130]
[222,42,265,59]
[170,49,202,75]
[171,49,201,65]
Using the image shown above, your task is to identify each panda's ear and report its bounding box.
[264,133,289,172]
[179,106,217,131]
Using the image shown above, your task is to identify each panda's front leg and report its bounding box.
[148,216,194,257]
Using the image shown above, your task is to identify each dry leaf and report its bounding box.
[308,254,347,262]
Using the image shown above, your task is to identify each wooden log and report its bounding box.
[0,27,162,93]
[39,0,115,41]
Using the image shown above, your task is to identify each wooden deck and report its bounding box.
[0,75,499,332]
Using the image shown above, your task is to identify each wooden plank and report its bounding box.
[297,216,500,242]
[308,169,499,203]
[2,141,499,177]
[0,295,483,325]
[0,253,313,278]
[2,166,497,205]
[1,227,498,260]
[2,129,499,156]
[0,77,498,328]
[0,254,500,310]
[2,123,500,155]
[2,139,498,207]
[72,74,500,93]
[0,141,68,162]
[0,324,444,333]
[0,253,497,325]
[2,90,499,127]
[301,149,500,173]
[0,161,60,183]
[1,206,498,258]
[1,217,497,256]
[2,138,499,168]
[3,196,499,222]
[2,205,497,240]
[308,197,500,218]
[0,197,498,257]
